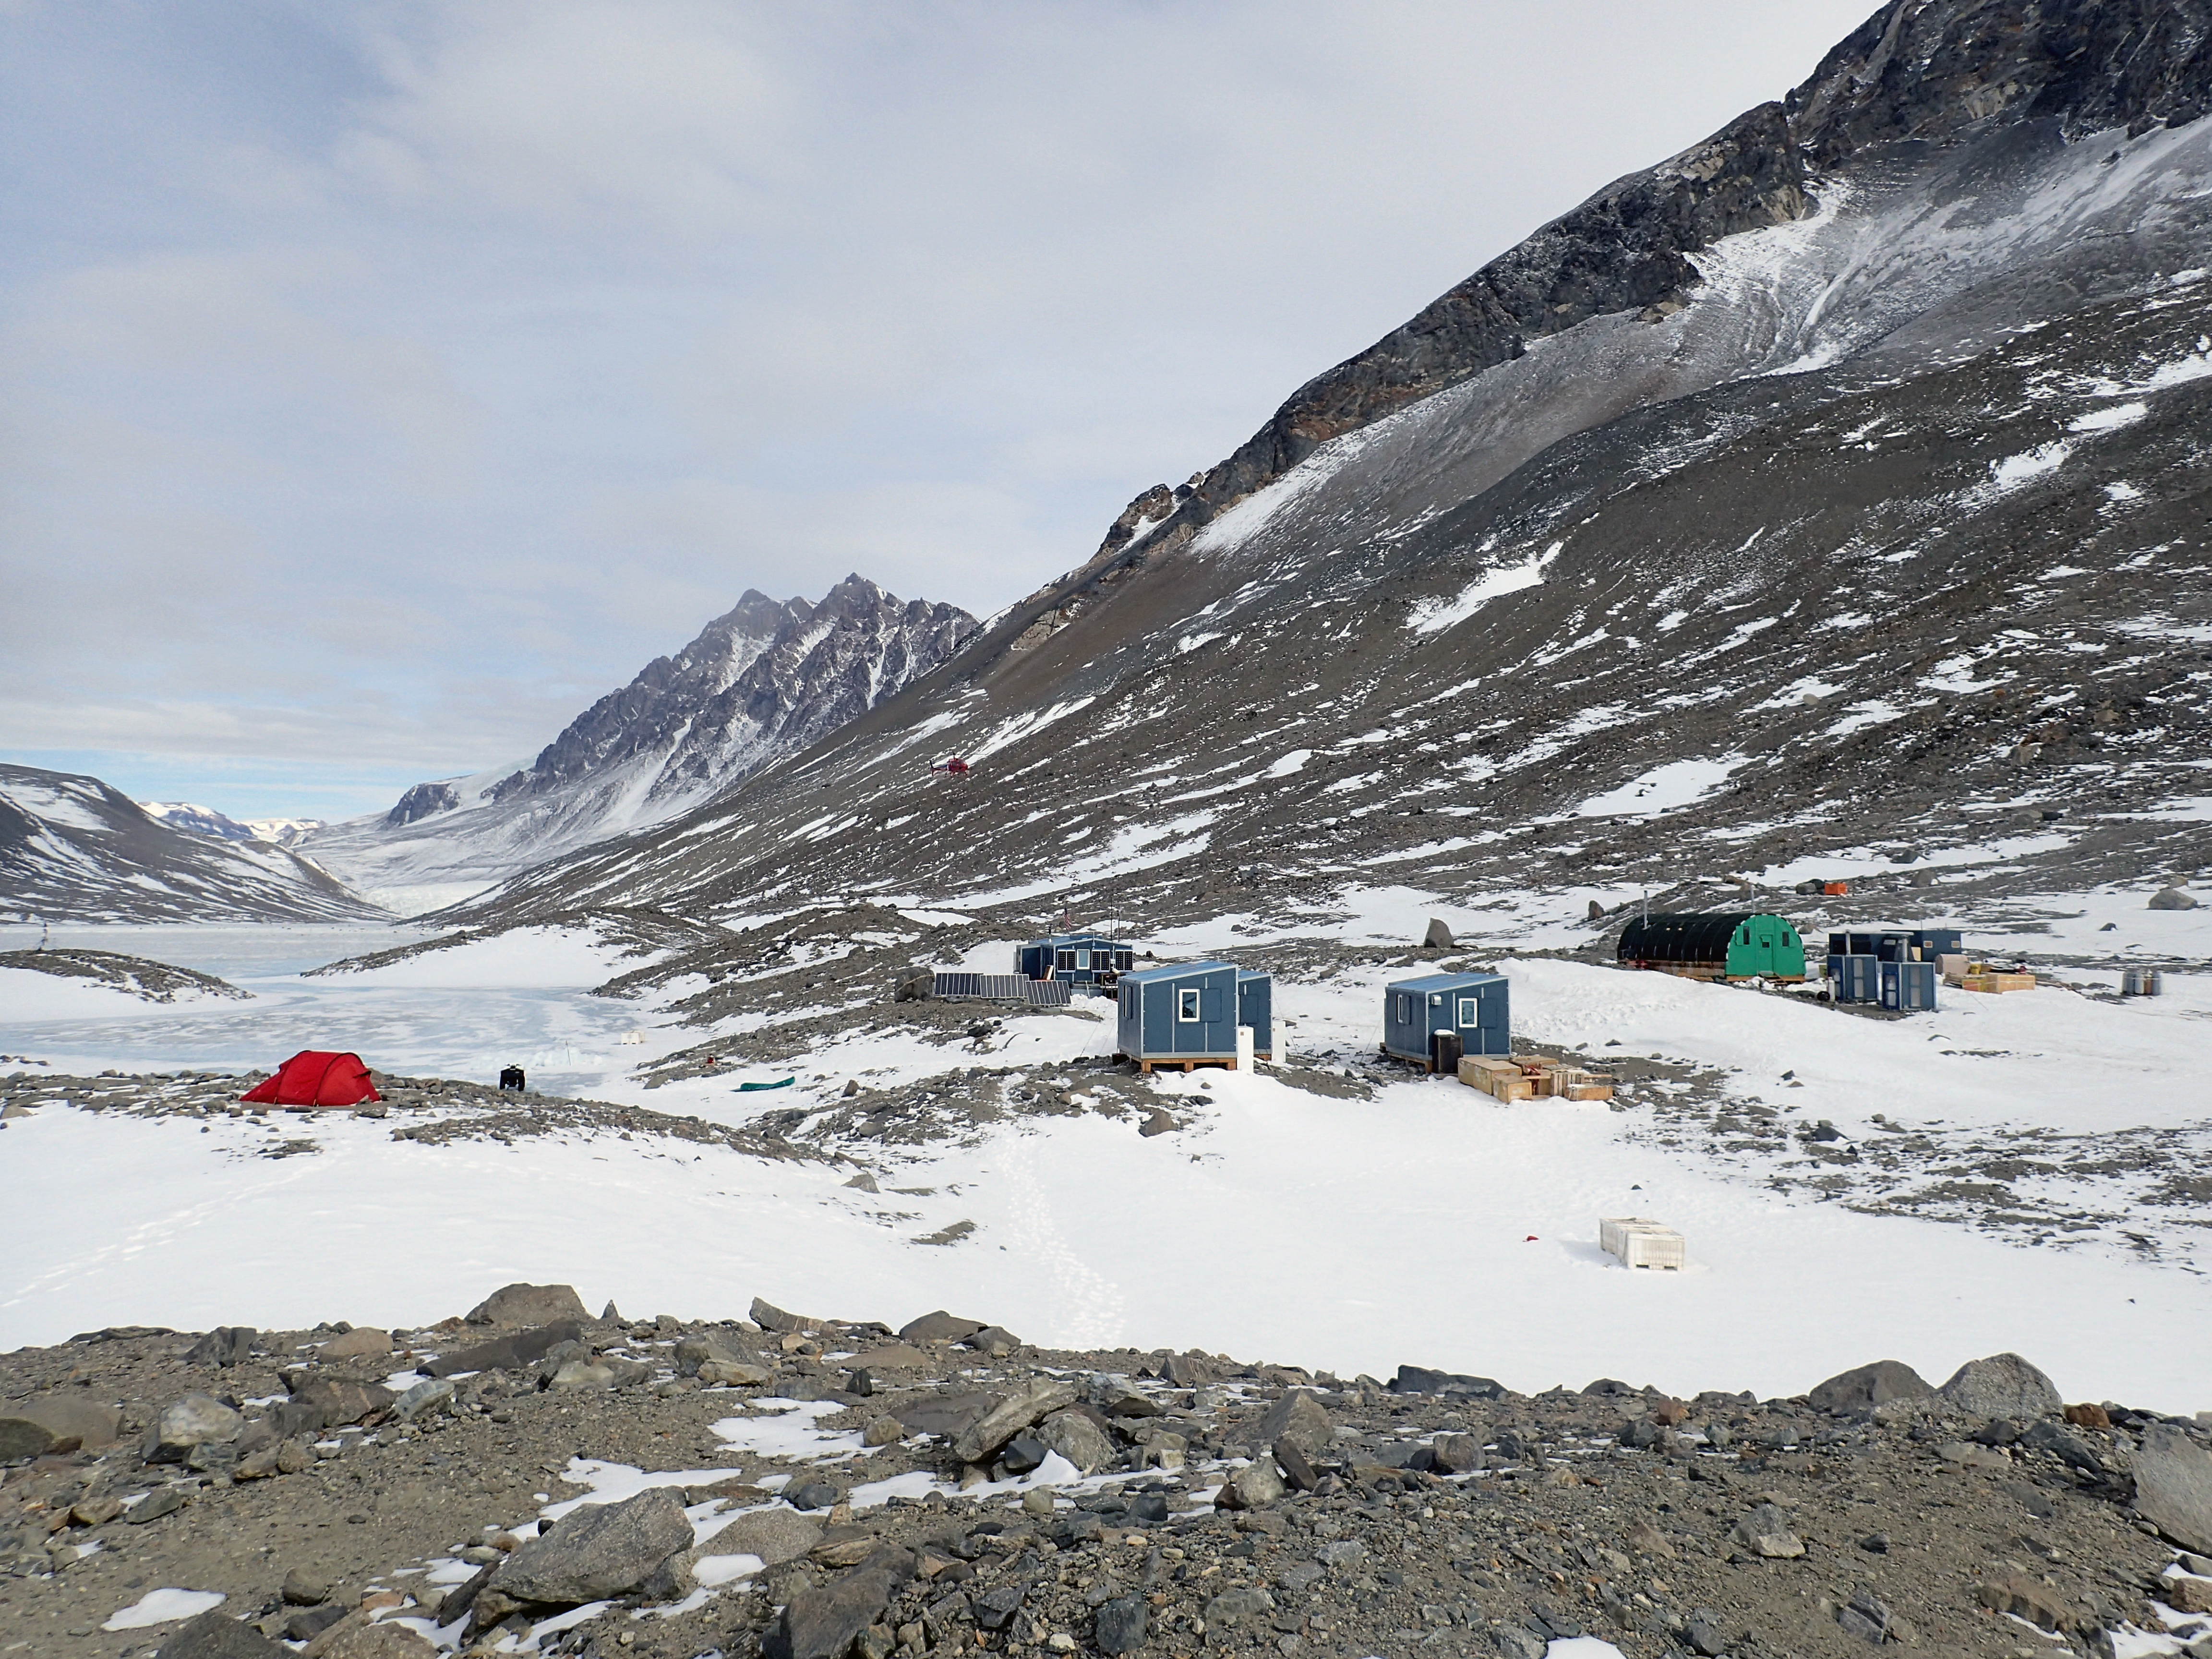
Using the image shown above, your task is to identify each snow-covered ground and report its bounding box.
[4,901,2208,1416]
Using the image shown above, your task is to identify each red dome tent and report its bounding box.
[239,1051,381,1108]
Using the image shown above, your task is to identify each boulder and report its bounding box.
[1431,1432,1481,1474]
[1258,1390,1334,1459]
[674,1331,762,1376]
[953,1379,1079,1465]
[1035,1408,1118,1474]
[1389,1365,1503,1399]
[1808,1360,1933,1415]
[146,1394,245,1462]
[391,1378,456,1422]
[762,1545,915,1659]
[465,1284,589,1327]
[962,1325,1022,1356]
[185,1327,257,1368]
[547,1361,616,1390]
[0,1394,123,1459]
[281,1569,330,1605]
[846,1343,932,1371]
[154,1611,287,1659]
[1730,1503,1804,1559]
[424,1319,584,1378]
[478,1488,692,1618]
[317,1328,392,1361]
[2149,888,2200,910]
[1974,1576,2072,1632]
[1157,1354,1215,1388]
[2136,1426,2212,1556]
[708,1507,823,1567]
[697,1359,772,1387]
[1094,1596,1147,1656]
[1938,1353,2060,1421]
[899,1310,986,1346]
[1422,918,1456,949]
[304,1625,437,1659]
[290,1376,396,1429]
[1215,1458,1286,1510]
[892,1391,1000,1440]
[750,1296,819,1334]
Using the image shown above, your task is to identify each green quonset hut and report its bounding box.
[1617,913,1807,982]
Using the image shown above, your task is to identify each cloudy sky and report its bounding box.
[0,0,1875,821]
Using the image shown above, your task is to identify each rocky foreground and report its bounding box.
[5,1286,2212,1659]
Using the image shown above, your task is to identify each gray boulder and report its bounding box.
[1215,1458,1286,1510]
[1938,1353,2060,1421]
[465,1283,589,1326]
[1094,1596,1147,1655]
[762,1545,915,1659]
[185,1327,257,1368]
[146,1394,244,1462]
[1808,1360,1933,1415]
[1259,1389,1334,1458]
[750,1296,820,1333]
[1730,1503,1805,1558]
[154,1611,287,1659]
[1036,1408,1118,1474]
[424,1319,583,1378]
[2136,1425,2212,1556]
[674,1330,761,1376]
[289,1376,395,1428]
[479,1488,692,1618]
[898,1310,984,1345]
[704,1507,824,1567]
[1390,1365,1504,1399]
[953,1378,1078,1465]
[2149,888,2200,910]
[0,1393,122,1459]
[1422,917,1456,949]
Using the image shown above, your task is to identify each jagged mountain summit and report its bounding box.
[454,0,2212,936]
[0,766,378,925]
[298,577,978,914]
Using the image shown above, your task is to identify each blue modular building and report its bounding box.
[1828,928,1962,962]
[1016,933,1135,991]
[1382,972,1510,1070]
[1116,961,1273,1070]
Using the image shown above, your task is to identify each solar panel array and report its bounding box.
[931,974,1071,1006]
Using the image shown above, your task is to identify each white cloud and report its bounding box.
[0,0,1877,815]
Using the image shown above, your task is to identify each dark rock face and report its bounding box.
[507,577,976,807]
[423,1319,584,1379]
[1789,0,2212,164]
[383,781,460,828]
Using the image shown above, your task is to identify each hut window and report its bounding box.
[1457,997,1478,1025]
[1057,949,1075,970]
[1075,949,1091,970]
[1394,993,1410,1023]
[1177,988,1202,1022]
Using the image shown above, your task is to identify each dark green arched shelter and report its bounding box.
[1617,912,1807,982]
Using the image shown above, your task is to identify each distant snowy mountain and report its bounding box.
[242,817,325,849]
[1,766,379,924]
[297,576,977,914]
[139,801,257,842]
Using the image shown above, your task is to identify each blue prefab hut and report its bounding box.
[1235,971,1273,1058]
[1016,933,1135,991]
[1117,961,1258,1070]
[1382,972,1510,1070]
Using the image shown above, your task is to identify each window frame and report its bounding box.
[1177,987,1202,1023]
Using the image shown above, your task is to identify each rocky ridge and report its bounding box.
[287,578,977,915]
[6,1285,2212,1659]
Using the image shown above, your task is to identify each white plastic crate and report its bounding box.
[1600,1216,1685,1271]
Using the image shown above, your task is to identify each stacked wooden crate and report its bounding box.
[1455,1055,1615,1102]
[1946,958,2037,993]
[1600,1216,1686,1270]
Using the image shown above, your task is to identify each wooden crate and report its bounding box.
[1565,1082,1615,1102]
[1961,972,2037,994]
[1600,1217,1685,1271]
